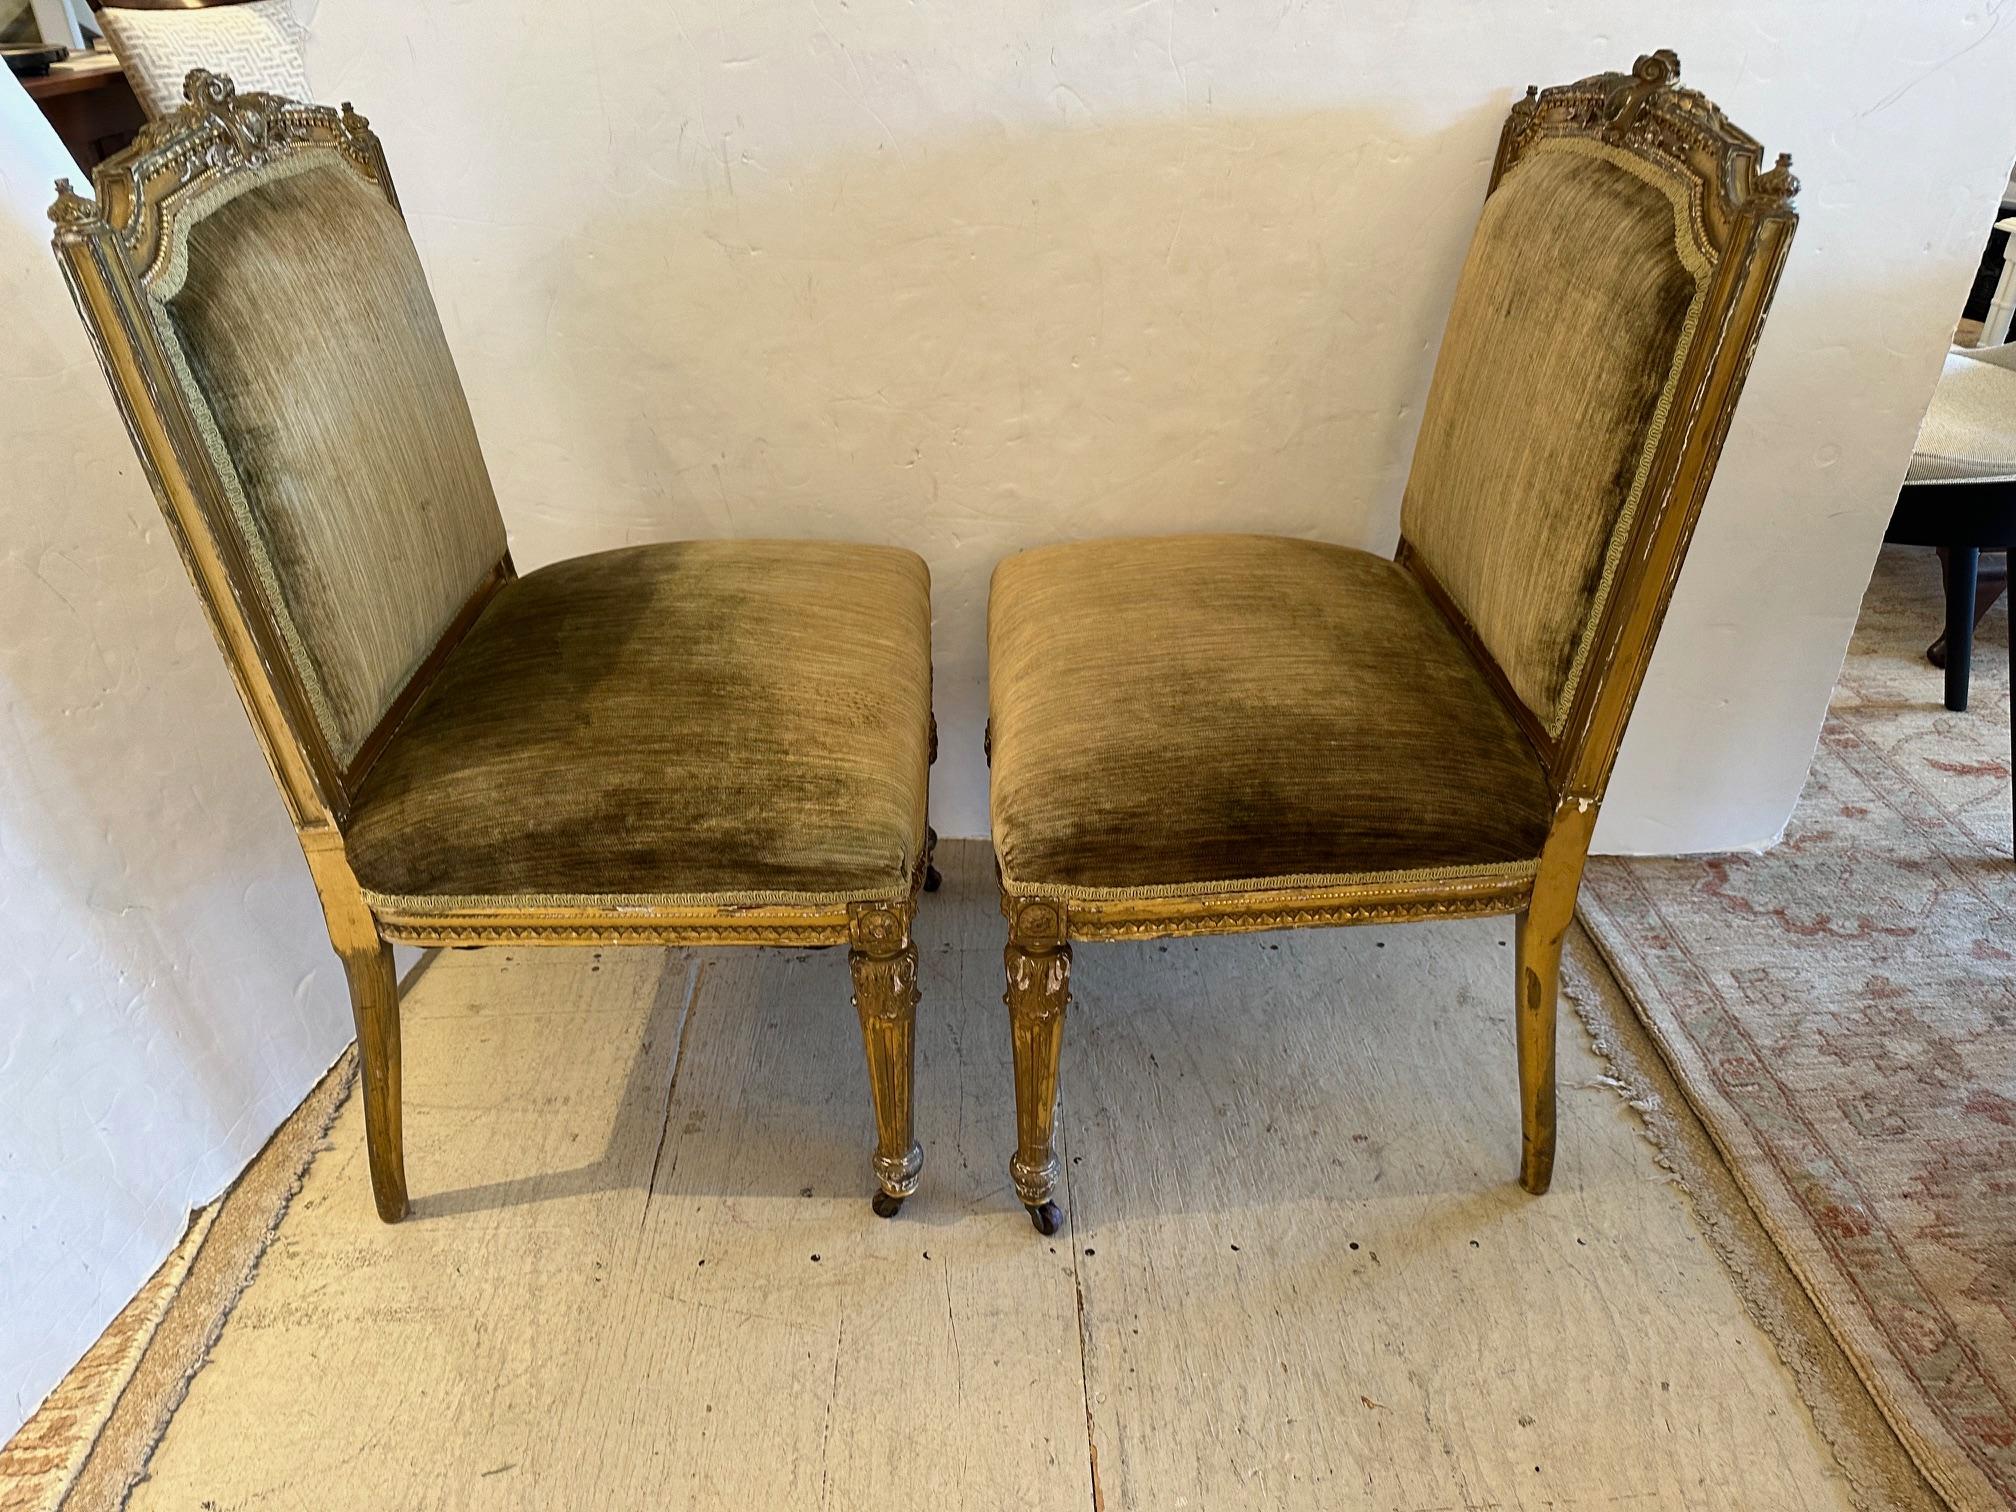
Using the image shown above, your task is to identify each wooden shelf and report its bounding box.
[17,51,144,168]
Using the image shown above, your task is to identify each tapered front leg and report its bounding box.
[1004,896,1071,1235]
[848,898,925,1217]
[1515,799,1597,1196]
[340,941,409,1223]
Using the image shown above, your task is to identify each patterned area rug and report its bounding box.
[1581,545,2015,1512]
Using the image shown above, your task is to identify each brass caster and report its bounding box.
[871,1189,906,1219]
[923,865,943,893]
[1027,1201,1062,1236]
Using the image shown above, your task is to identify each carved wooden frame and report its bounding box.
[51,71,936,1222]
[997,51,1798,1229]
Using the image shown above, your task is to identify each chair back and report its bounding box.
[1398,51,1796,801]
[50,70,509,828]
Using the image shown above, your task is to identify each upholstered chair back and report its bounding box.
[137,91,508,770]
[1400,137,1707,741]
[1394,56,1794,805]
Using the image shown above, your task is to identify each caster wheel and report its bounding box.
[871,1190,905,1219]
[1026,1201,1063,1236]
[923,865,943,893]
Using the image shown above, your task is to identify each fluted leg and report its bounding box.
[1004,896,1071,1235]
[1515,800,1597,1196]
[848,899,925,1217]
[340,941,409,1223]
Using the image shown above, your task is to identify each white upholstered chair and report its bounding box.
[1909,343,2016,488]
[1886,341,2016,849]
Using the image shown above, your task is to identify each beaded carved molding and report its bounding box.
[50,68,393,290]
[375,914,854,949]
[1007,867,1539,944]
[1493,49,1798,262]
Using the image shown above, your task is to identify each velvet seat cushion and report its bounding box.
[988,534,1553,900]
[345,540,933,910]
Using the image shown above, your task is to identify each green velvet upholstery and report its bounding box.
[1400,140,1704,733]
[987,535,1552,900]
[158,159,508,763]
[345,540,933,909]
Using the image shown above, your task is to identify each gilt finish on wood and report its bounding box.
[51,71,938,1224]
[988,52,1797,1224]
[59,70,395,293]
[849,892,927,1216]
[1491,50,1798,255]
[1003,895,1071,1234]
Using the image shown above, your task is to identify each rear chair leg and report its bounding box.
[1004,897,1071,1235]
[923,715,942,892]
[1515,800,1597,1196]
[848,899,925,1216]
[340,941,409,1223]
[1513,910,1562,1195]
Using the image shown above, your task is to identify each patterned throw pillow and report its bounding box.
[98,1,312,119]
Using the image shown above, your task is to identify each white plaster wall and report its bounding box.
[296,1,2016,851]
[0,80,352,1438]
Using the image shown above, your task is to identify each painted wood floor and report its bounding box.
[128,842,1865,1511]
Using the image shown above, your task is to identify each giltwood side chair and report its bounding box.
[51,71,940,1224]
[985,52,1798,1233]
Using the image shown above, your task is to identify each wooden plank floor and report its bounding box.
[129,842,1863,1510]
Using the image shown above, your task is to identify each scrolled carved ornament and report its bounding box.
[1492,49,1797,258]
[50,68,389,288]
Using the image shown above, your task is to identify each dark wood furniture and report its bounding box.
[1886,489,2016,851]
[1928,548,2006,676]
[24,0,276,167]
[21,52,144,168]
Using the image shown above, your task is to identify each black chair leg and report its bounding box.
[1945,545,1980,711]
